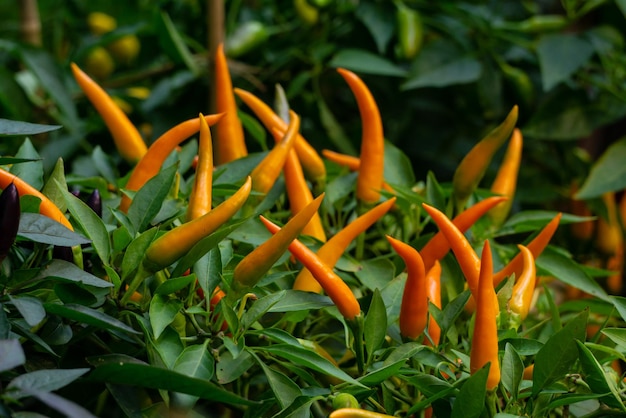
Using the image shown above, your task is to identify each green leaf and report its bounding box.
[355,258,395,291]
[216,349,255,384]
[171,340,215,409]
[122,227,159,281]
[576,341,626,411]
[575,137,626,199]
[267,290,334,313]
[241,292,284,331]
[532,309,588,396]
[601,327,626,348]
[440,290,471,335]
[18,213,90,246]
[358,359,406,386]
[127,163,178,234]
[41,158,68,213]
[499,338,543,356]
[59,184,110,265]
[10,138,43,189]
[259,344,364,387]
[149,294,183,339]
[152,326,184,369]
[21,388,98,418]
[450,364,489,418]
[496,210,568,236]
[0,118,61,136]
[364,289,387,364]
[611,296,626,323]
[403,56,482,90]
[501,343,524,401]
[354,1,395,54]
[256,357,301,409]
[9,295,45,327]
[88,357,256,406]
[329,49,408,77]
[19,48,79,131]
[0,339,26,372]
[157,12,201,76]
[44,303,140,335]
[195,248,222,303]
[154,275,197,296]
[537,248,609,301]
[537,34,594,91]
[384,141,416,187]
[317,95,357,155]
[35,260,113,288]
[7,368,89,400]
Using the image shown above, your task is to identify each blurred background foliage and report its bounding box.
[1,0,626,212]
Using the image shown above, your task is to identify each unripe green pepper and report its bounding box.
[396,2,423,60]
[515,15,568,33]
[294,0,319,26]
[225,21,269,58]
[500,62,534,109]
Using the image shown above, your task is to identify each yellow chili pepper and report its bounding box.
[452,105,518,213]
[214,43,247,164]
[488,128,523,227]
[337,68,384,205]
[0,168,73,230]
[234,88,326,184]
[120,113,224,212]
[261,214,361,321]
[387,236,428,341]
[71,62,147,163]
[250,110,300,195]
[329,408,395,418]
[293,197,397,293]
[232,193,325,294]
[508,244,536,322]
[425,261,442,347]
[144,176,251,272]
[470,240,501,391]
[186,113,213,221]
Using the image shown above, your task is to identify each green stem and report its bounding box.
[347,315,365,375]
[120,264,152,306]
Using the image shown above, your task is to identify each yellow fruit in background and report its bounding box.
[108,35,141,65]
[126,86,151,100]
[87,12,117,36]
[111,96,133,114]
[84,47,115,80]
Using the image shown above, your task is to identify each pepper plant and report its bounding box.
[1,2,626,418]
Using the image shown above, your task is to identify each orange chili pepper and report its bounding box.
[144,176,251,272]
[452,105,518,213]
[606,243,624,295]
[420,196,508,272]
[387,236,428,341]
[214,43,247,165]
[492,212,562,286]
[120,113,224,212]
[281,134,326,242]
[421,203,481,296]
[470,240,501,391]
[488,128,523,226]
[71,62,147,163]
[0,168,73,230]
[250,111,300,195]
[186,113,213,220]
[293,197,397,293]
[508,244,536,322]
[425,260,442,347]
[234,88,326,184]
[232,194,324,293]
[260,215,361,321]
[337,68,384,205]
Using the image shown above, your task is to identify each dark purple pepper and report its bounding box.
[0,183,21,263]
[52,245,74,262]
[86,189,102,218]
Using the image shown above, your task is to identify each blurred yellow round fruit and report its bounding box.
[87,12,117,36]
[84,47,115,80]
[108,35,140,65]
[126,86,151,100]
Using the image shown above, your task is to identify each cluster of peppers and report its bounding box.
[0,41,565,416]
